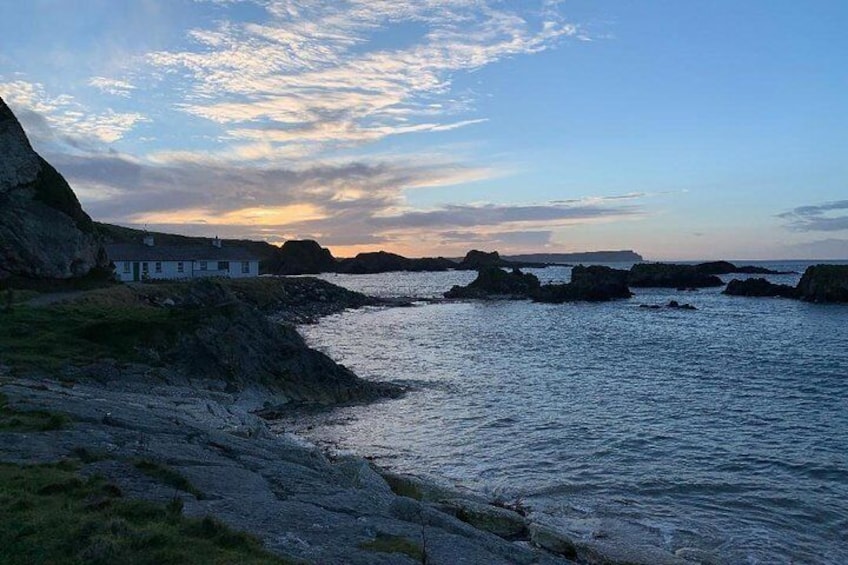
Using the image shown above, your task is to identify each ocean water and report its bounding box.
[283,263,848,564]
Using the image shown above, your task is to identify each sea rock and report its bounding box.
[336,251,455,274]
[445,266,540,299]
[667,300,696,310]
[275,239,336,274]
[629,263,724,288]
[534,265,632,303]
[0,96,108,280]
[796,265,848,303]
[724,278,798,298]
[694,261,787,275]
[458,250,507,269]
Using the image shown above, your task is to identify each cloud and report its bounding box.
[779,200,848,232]
[88,77,136,97]
[783,238,848,260]
[0,80,146,147]
[145,1,577,155]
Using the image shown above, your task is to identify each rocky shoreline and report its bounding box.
[0,276,702,565]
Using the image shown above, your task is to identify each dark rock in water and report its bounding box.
[724,278,798,298]
[445,266,540,299]
[275,240,336,274]
[336,251,455,274]
[667,300,696,310]
[796,265,848,303]
[456,249,547,270]
[629,263,724,288]
[458,250,507,270]
[534,265,632,303]
[0,96,108,279]
[695,261,789,275]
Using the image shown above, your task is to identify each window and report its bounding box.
[241,261,250,274]
[218,261,229,271]
[142,262,149,273]
[177,262,184,273]
[199,261,207,271]
[123,261,130,273]
[155,262,162,273]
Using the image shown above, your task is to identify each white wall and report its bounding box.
[112,258,259,281]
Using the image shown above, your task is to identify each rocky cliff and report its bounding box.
[0,97,108,280]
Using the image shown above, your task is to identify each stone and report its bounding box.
[0,96,108,280]
[445,266,541,299]
[439,498,529,540]
[275,239,337,275]
[796,264,848,303]
[724,278,798,298]
[534,265,632,303]
[629,263,724,288]
[528,524,577,559]
[336,251,455,274]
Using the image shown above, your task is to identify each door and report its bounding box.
[133,262,140,282]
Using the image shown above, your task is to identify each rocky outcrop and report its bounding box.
[796,265,848,303]
[506,250,643,264]
[0,97,108,280]
[275,239,336,274]
[336,251,455,274]
[628,263,724,288]
[445,266,541,299]
[724,278,799,298]
[534,265,632,303]
[694,261,788,275]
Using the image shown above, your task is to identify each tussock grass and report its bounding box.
[0,461,289,564]
[0,303,203,371]
[359,532,424,561]
[133,459,204,499]
[0,392,68,432]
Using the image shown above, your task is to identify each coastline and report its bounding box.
[0,277,697,564]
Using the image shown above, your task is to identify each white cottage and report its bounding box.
[107,236,260,282]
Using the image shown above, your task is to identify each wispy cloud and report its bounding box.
[88,76,136,97]
[0,80,146,146]
[779,200,848,232]
[146,0,577,155]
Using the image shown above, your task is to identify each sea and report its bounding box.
[278,261,848,564]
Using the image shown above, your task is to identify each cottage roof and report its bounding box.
[106,243,261,262]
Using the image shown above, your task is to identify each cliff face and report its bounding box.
[0,96,107,279]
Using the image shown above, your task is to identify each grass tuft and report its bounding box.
[133,459,204,499]
[359,532,424,561]
[0,393,69,432]
[0,462,289,564]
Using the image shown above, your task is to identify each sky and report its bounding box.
[0,0,846,260]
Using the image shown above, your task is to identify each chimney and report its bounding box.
[142,234,155,247]
[212,236,222,249]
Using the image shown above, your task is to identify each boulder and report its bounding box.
[629,263,724,288]
[444,266,540,299]
[275,240,336,274]
[0,96,108,280]
[534,265,632,303]
[439,498,529,540]
[724,278,798,298]
[796,265,848,303]
[528,524,577,559]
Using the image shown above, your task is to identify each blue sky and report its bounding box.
[1,0,845,259]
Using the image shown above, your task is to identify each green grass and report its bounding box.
[358,532,424,561]
[0,461,290,565]
[0,392,68,432]
[133,460,204,500]
[0,303,203,372]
